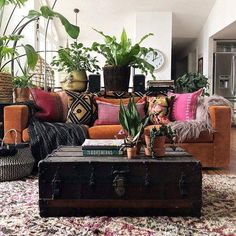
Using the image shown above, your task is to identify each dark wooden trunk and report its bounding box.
[103,66,130,92]
[38,146,202,217]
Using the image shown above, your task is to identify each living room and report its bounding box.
[0,0,235,235]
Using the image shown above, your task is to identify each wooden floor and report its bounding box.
[203,127,236,175]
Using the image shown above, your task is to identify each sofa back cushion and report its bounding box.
[147,95,174,125]
[66,90,97,126]
[30,88,64,122]
[94,97,146,125]
[168,89,202,121]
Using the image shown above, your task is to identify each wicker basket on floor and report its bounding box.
[0,129,34,182]
[0,72,13,103]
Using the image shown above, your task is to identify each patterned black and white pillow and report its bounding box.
[66,91,97,126]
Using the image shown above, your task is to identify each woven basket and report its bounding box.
[0,72,13,103]
[0,129,34,181]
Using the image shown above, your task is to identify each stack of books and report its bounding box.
[82,139,124,156]
[147,80,175,92]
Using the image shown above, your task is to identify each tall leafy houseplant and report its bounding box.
[176,72,209,96]
[51,42,100,92]
[92,29,158,92]
[0,0,80,98]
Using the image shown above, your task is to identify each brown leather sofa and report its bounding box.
[3,104,231,168]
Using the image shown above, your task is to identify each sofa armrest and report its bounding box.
[4,105,29,144]
[208,105,231,167]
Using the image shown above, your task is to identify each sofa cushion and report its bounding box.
[94,97,146,125]
[147,95,174,125]
[30,88,64,122]
[57,91,69,122]
[88,125,123,139]
[168,89,202,121]
[66,91,97,126]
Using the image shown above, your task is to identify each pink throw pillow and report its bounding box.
[168,89,202,121]
[30,88,64,122]
[94,100,146,125]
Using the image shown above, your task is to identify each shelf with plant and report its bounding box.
[51,42,100,92]
[92,29,158,92]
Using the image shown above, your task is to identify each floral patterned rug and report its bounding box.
[0,175,235,236]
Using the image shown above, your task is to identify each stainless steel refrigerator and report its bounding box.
[213,52,236,124]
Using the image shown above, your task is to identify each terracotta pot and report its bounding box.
[14,87,30,102]
[144,134,166,157]
[103,65,130,92]
[144,147,152,157]
[61,70,88,92]
[127,146,137,159]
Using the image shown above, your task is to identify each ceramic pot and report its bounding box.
[127,146,137,159]
[14,87,30,102]
[61,70,88,92]
[103,65,130,92]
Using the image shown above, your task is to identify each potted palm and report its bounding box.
[119,97,149,159]
[145,125,175,158]
[51,42,100,92]
[92,29,158,92]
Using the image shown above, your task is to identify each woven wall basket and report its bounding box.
[0,72,13,103]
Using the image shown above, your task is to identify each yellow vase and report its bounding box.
[61,70,88,92]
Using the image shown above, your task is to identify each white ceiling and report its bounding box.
[49,0,216,49]
[212,21,236,39]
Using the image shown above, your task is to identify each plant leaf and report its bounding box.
[23,44,38,70]
[39,6,80,39]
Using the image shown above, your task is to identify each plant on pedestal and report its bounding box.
[51,42,100,92]
[92,29,158,92]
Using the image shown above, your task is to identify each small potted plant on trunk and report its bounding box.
[145,125,175,158]
[51,42,100,92]
[119,97,149,159]
[92,29,158,92]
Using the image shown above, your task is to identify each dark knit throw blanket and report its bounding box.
[28,118,88,163]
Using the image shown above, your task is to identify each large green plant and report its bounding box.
[176,72,209,96]
[51,42,100,73]
[92,29,158,78]
[119,97,149,146]
[0,0,80,74]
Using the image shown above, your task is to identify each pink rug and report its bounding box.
[0,175,235,236]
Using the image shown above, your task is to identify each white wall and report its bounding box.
[136,12,172,81]
[185,0,236,94]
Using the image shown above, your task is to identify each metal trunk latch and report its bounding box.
[112,169,129,197]
[51,170,61,199]
[179,172,188,197]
